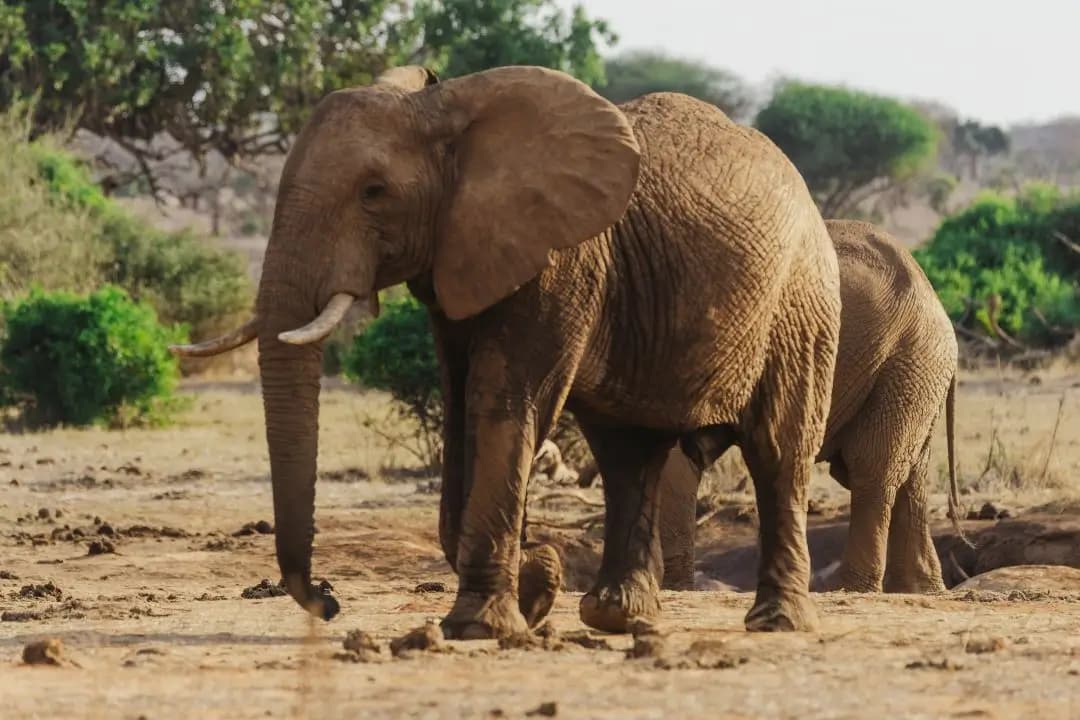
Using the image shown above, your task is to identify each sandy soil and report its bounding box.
[2,377,1079,719]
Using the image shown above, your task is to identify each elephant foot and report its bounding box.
[883,572,946,594]
[442,589,529,640]
[579,571,661,634]
[518,544,562,629]
[745,587,819,632]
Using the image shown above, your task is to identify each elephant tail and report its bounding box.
[945,372,972,547]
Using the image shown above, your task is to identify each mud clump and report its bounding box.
[2,610,43,622]
[654,639,748,671]
[906,657,964,671]
[560,631,613,651]
[413,581,447,593]
[965,636,1007,654]
[233,521,274,537]
[498,631,564,652]
[0,570,19,579]
[22,638,76,667]
[87,539,116,556]
[241,579,288,599]
[335,629,383,663]
[16,582,62,600]
[525,702,558,717]
[390,622,450,658]
[967,502,1011,521]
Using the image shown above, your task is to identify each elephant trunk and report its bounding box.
[255,246,348,621]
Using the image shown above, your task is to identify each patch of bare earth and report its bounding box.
[1,377,1078,718]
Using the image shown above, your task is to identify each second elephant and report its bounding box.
[662,219,961,594]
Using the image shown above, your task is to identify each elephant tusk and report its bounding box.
[278,293,355,345]
[169,317,258,357]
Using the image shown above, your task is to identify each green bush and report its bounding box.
[915,185,1080,346]
[343,295,442,470]
[0,286,185,427]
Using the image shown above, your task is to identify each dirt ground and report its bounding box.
[2,372,1079,719]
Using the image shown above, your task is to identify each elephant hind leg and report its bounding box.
[883,434,946,593]
[576,419,676,633]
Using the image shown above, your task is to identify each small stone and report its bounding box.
[97,523,116,537]
[37,508,51,520]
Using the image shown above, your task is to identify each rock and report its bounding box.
[954,565,1080,594]
[37,508,51,520]
[968,502,1009,521]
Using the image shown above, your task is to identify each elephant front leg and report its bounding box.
[578,423,675,633]
[441,392,535,639]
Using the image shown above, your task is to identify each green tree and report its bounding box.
[597,50,753,120]
[755,82,938,217]
[414,0,613,84]
[0,1,613,195]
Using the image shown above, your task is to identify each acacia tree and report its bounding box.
[597,50,754,120]
[951,120,1010,180]
[755,82,937,217]
[0,0,611,196]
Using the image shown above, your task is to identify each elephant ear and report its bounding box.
[416,66,641,320]
[375,65,439,91]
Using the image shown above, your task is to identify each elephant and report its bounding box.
[171,64,841,638]
[659,219,961,594]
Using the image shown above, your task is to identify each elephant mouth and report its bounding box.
[168,292,365,357]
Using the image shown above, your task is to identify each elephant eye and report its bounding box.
[362,183,386,201]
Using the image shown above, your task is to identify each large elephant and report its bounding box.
[171,65,841,637]
[661,220,961,594]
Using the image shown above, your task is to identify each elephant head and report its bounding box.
[170,66,640,620]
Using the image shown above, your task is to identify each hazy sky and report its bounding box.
[563,0,1077,126]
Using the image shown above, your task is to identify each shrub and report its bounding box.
[915,185,1080,347]
[0,107,104,299]
[343,295,442,470]
[98,215,253,340]
[0,286,185,427]
[0,104,253,347]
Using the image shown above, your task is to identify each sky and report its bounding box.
[561,0,1078,126]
